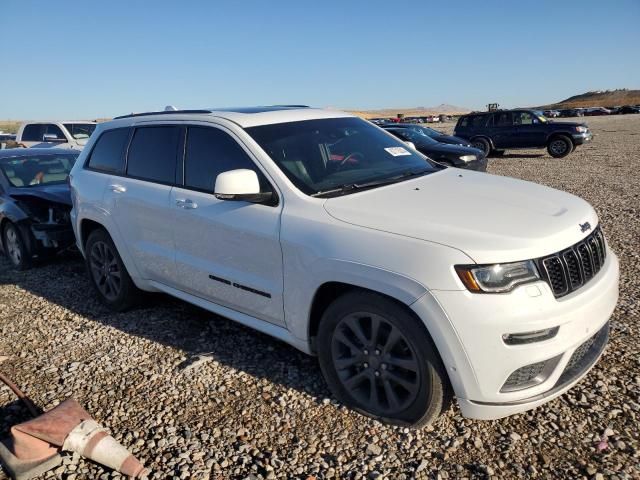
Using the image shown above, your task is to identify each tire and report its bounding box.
[2,222,31,270]
[317,291,450,427]
[470,137,491,156]
[547,135,573,158]
[85,228,138,311]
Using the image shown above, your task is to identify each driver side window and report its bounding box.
[184,126,270,193]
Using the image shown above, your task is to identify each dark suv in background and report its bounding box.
[454,109,593,158]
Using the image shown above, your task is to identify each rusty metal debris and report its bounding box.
[0,370,149,479]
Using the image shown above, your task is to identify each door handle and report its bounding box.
[176,198,198,209]
[109,184,126,193]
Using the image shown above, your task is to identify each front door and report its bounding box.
[512,111,547,147]
[171,125,285,326]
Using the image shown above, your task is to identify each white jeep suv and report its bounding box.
[69,106,619,426]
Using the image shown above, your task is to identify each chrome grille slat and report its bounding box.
[536,227,606,299]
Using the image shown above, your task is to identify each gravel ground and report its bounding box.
[1,114,639,479]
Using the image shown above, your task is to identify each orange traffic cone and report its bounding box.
[1,373,149,479]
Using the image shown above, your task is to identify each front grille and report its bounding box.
[536,227,607,298]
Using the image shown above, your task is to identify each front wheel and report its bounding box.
[317,291,450,427]
[85,228,138,311]
[547,135,573,158]
[2,222,31,270]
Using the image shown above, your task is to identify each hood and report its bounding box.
[416,141,483,157]
[323,169,598,264]
[433,134,472,146]
[9,183,72,206]
[549,121,588,128]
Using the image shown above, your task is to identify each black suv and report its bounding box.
[454,109,593,158]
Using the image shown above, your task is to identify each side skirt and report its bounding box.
[148,280,312,355]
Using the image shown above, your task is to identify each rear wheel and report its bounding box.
[547,135,573,158]
[317,291,450,427]
[85,228,138,311]
[470,137,491,156]
[2,222,31,270]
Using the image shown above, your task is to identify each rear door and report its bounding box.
[170,124,285,326]
[490,112,518,148]
[103,124,182,284]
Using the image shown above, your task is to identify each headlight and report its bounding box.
[459,155,477,162]
[455,260,540,293]
[575,126,588,133]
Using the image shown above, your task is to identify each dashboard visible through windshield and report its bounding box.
[246,117,438,196]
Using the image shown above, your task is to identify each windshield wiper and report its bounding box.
[312,168,432,198]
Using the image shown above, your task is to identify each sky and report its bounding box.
[1,0,639,119]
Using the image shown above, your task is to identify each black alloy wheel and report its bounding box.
[85,228,138,311]
[317,291,450,427]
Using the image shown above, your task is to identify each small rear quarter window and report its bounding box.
[86,128,130,173]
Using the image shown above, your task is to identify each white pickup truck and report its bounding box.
[15,121,97,150]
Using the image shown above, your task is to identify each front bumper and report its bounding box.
[411,249,618,420]
[30,223,75,251]
[572,131,593,145]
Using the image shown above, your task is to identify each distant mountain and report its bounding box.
[349,104,471,119]
[539,89,640,108]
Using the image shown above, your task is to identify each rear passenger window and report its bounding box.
[22,124,45,141]
[184,126,267,192]
[127,126,180,184]
[471,116,487,128]
[87,128,130,173]
[495,112,512,126]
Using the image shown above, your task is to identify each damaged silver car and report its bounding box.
[0,148,78,269]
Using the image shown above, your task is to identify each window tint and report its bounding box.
[184,126,266,192]
[470,115,487,128]
[513,111,536,125]
[22,124,45,142]
[127,126,180,184]
[45,124,65,139]
[87,128,130,173]
[458,117,468,128]
[495,112,512,126]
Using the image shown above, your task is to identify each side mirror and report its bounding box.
[404,141,417,150]
[214,169,272,203]
[42,133,65,142]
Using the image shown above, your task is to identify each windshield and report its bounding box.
[386,128,438,145]
[0,153,78,187]
[246,117,438,196]
[63,123,97,140]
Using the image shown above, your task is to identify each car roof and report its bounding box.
[0,148,80,159]
[384,123,438,129]
[108,106,354,128]
[20,120,97,124]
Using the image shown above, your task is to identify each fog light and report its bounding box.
[502,327,559,345]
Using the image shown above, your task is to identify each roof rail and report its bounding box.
[114,109,213,120]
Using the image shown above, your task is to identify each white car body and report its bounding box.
[16,121,97,150]
[69,107,618,420]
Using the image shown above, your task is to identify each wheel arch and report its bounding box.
[469,135,494,149]
[307,281,430,354]
[79,218,106,250]
[546,131,575,144]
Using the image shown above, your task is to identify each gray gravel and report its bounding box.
[1,114,639,479]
